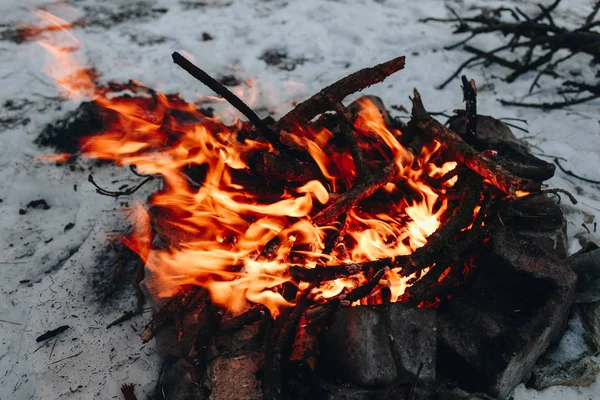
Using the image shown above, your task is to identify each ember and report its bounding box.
[31,9,579,400]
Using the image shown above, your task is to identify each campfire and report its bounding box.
[32,10,579,400]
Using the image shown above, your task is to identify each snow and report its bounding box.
[0,0,598,399]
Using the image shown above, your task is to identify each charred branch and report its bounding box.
[88,174,155,197]
[140,287,204,343]
[263,292,313,400]
[217,306,268,335]
[460,75,477,145]
[292,173,482,282]
[276,56,405,132]
[411,89,541,196]
[172,52,280,146]
[312,162,398,226]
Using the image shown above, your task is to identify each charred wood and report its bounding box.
[276,56,405,132]
[411,89,541,196]
[172,52,280,146]
[140,286,204,343]
[312,162,398,226]
[292,173,483,282]
[217,306,268,335]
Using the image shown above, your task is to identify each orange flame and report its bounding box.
[32,11,470,315]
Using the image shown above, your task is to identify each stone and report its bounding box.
[577,301,600,355]
[570,248,600,303]
[321,303,436,387]
[437,227,576,399]
[156,357,209,400]
[348,95,392,127]
[504,195,568,259]
[448,114,555,182]
[448,114,520,147]
[207,351,263,400]
[528,356,600,390]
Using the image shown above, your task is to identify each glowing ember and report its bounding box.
[32,11,474,317]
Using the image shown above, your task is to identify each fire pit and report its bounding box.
[29,10,580,400]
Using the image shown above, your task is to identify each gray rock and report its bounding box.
[577,301,600,355]
[448,114,520,147]
[570,248,600,303]
[437,228,576,399]
[348,95,392,127]
[322,303,436,387]
[508,196,568,259]
[528,356,600,390]
[207,351,263,400]
[448,115,555,182]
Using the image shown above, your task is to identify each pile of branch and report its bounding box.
[422,0,600,108]
[137,51,556,346]
[129,49,579,400]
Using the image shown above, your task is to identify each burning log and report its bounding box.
[140,286,205,343]
[291,172,483,282]
[410,89,541,196]
[217,306,268,335]
[312,161,398,226]
[248,151,322,184]
[276,56,405,132]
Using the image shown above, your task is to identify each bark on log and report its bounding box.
[140,286,204,343]
[312,162,398,226]
[291,173,483,282]
[410,89,541,196]
[276,56,405,132]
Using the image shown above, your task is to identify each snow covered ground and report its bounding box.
[0,0,598,399]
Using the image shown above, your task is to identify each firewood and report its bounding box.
[217,306,268,335]
[140,286,204,343]
[312,162,398,226]
[288,313,320,378]
[276,55,405,132]
[263,291,313,400]
[410,89,541,196]
[291,173,483,282]
[460,75,477,145]
[172,52,280,146]
[248,151,322,184]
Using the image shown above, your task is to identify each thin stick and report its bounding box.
[50,351,83,365]
[172,51,280,145]
[554,158,600,184]
[88,174,155,197]
[499,94,600,109]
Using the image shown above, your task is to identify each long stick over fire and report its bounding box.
[172,51,281,145]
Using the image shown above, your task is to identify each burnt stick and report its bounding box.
[291,173,483,282]
[216,306,268,335]
[140,286,203,342]
[411,89,541,196]
[263,291,313,400]
[172,52,280,145]
[276,56,405,131]
[332,100,368,180]
[312,162,398,226]
[460,75,477,144]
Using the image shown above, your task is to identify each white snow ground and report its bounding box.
[0,0,598,399]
